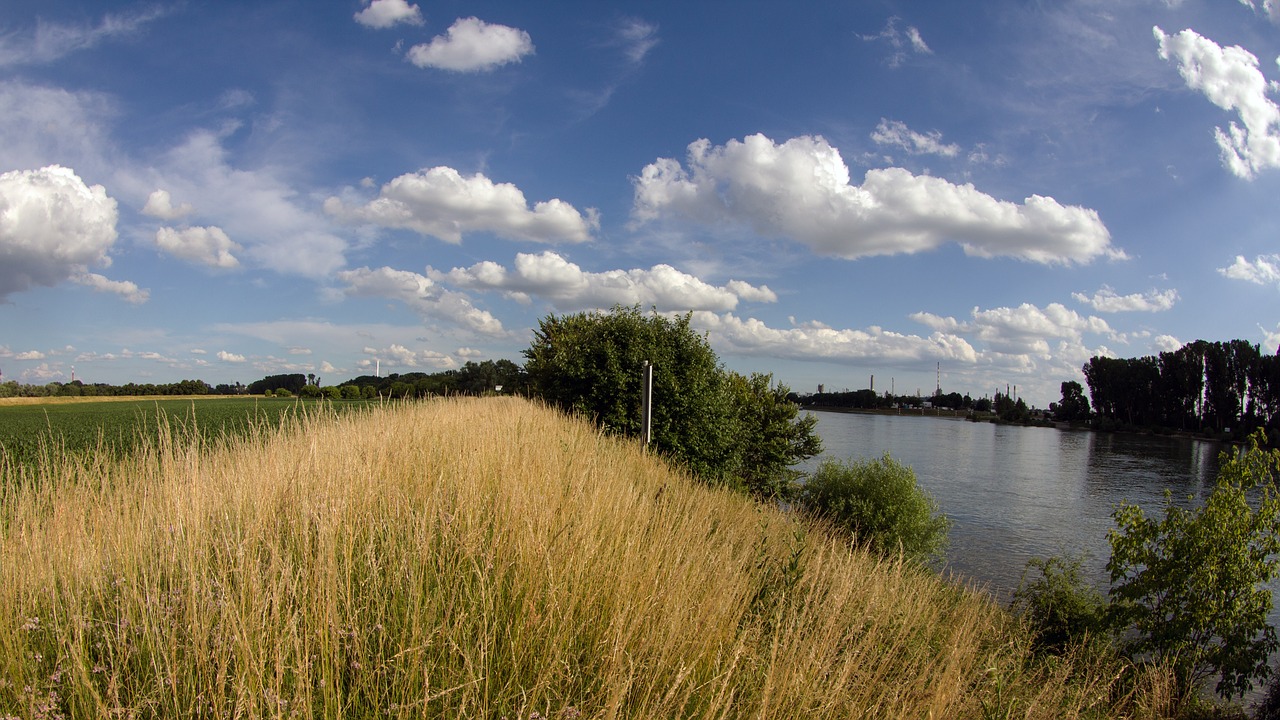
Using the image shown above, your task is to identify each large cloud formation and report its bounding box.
[0,165,119,300]
[336,266,505,336]
[632,134,1121,265]
[325,167,597,244]
[435,251,775,312]
[1155,27,1280,179]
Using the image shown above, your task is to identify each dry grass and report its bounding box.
[0,396,1177,718]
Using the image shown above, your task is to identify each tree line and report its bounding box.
[1071,339,1280,438]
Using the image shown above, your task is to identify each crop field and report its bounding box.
[0,396,373,472]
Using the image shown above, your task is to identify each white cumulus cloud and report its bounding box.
[325,166,597,244]
[141,189,194,220]
[337,266,505,336]
[217,351,247,363]
[15,350,46,361]
[434,251,776,312]
[0,165,119,300]
[871,119,960,157]
[155,226,242,268]
[911,302,1116,357]
[354,0,424,29]
[1071,286,1179,312]
[123,130,350,277]
[690,312,978,365]
[1219,253,1280,286]
[72,272,148,304]
[632,134,1121,265]
[1155,27,1280,179]
[406,17,533,72]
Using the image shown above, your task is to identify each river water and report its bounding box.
[800,410,1224,599]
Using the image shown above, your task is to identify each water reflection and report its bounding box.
[801,411,1223,599]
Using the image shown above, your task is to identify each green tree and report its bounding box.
[1053,381,1090,424]
[1106,430,1280,698]
[796,454,949,563]
[723,371,822,499]
[523,305,820,488]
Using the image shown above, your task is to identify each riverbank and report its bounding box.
[0,396,1181,718]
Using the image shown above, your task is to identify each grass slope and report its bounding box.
[0,397,1175,718]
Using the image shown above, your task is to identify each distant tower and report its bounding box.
[935,362,941,397]
[870,374,874,392]
[375,359,380,378]
[71,365,76,383]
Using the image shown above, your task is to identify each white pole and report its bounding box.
[641,360,653,445]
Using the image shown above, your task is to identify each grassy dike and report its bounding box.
[0,396,1177,718]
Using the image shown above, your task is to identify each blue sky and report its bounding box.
[2,0,1279,406]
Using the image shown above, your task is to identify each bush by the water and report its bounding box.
[1011,555,1108,654]
[797,454,950,563]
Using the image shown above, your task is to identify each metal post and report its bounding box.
[641,360,653,446]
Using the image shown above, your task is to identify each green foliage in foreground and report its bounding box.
[796,454,950,563]
[0,398,373,473]
[1015,431,1280,703]
[1011,555,1108,655]
[1108,430,1280,700]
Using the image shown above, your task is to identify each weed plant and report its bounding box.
[0,397,1179,718]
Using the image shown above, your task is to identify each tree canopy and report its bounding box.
[523,305,820,497]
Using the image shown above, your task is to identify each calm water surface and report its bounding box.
[801,410,1223,598]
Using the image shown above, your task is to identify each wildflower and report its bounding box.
[21,617,39,632]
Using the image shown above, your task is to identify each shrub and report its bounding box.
[1107,430,1280,699]
[1010,555,1108,654]
[796,454,949,562]
[523,305,820,491]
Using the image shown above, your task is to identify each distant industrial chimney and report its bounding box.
[870,374,874,392]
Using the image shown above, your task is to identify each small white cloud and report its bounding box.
[633,134,1122,265]
[354,0,424,29]
[1071,286,1179,312]
[15,350,46,360]
[1263,323,1280,351]
[319,361,337,374]
[1154,27,1280,179]
[1153,334,1184,352]
[456,347,484,359]
[72,272,149,304]
[141,189,194,220]
[406,17,534,72]
[288,346,313,356]
[155,226,241,268]
[0,165,119,300]
[217,350,247,363]
[191,349,207,355]
[325,166,596,244]
[1219,253,1280,286]
[871,119,960,158]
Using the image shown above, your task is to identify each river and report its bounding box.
[799,410,1224,599]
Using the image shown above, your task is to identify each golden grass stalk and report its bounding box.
[1,396,1174,719]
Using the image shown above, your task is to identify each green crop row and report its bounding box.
[0,397,374,475]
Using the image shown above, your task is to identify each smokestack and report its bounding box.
[871,374,874,392]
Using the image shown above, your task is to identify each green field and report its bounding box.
[0,397,374,473]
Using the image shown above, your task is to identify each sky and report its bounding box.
[2,0,1279,407]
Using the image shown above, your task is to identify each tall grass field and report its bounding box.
[1,396,1178,718]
